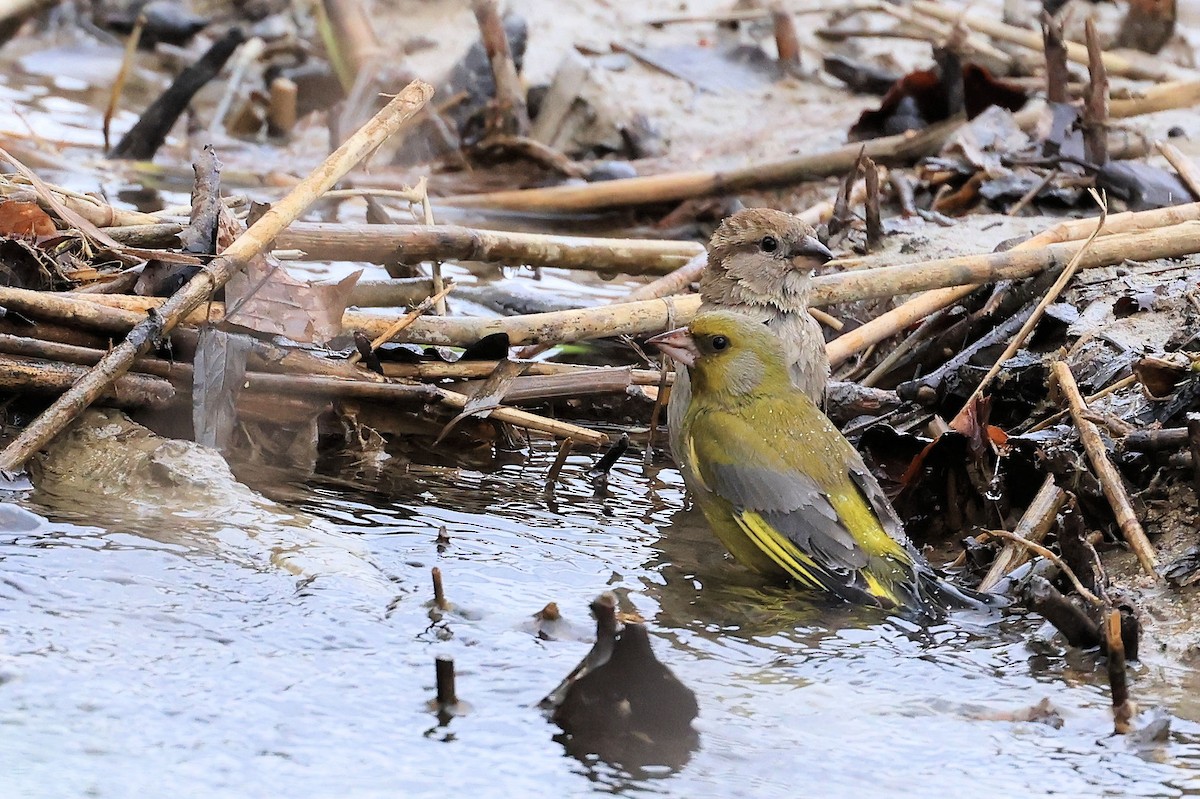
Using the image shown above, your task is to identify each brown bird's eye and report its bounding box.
[759,235,778,253]
[711,335,730,351]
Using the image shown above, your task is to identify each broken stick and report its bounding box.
[1052,361,1157,577]
[0,79,435,473]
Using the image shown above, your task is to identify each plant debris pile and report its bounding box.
[1,0,1200,760]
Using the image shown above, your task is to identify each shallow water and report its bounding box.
[5,447,1200,799]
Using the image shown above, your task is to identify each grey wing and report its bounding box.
[844,455,911,548]
[705,460,869,573]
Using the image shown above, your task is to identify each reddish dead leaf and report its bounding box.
[949,394,993,458]
[225,260,362,344]
[1134,356,1188,399]
[215,203,361,345]
[849,62,1027,142]
[986,425,1009,447]
[0,200,56,240]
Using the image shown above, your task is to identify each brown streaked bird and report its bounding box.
[667,208,833,471]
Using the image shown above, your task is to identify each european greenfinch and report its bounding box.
[651,309,990,615]
[667,209,833,473]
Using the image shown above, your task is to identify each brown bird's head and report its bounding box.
[700,208,833,313]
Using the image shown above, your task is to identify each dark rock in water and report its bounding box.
[105,0,211,47]
[392,14,527,165]
[450,15,529,147]
[542,593,699,772]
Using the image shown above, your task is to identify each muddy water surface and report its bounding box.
[6,451,1200,798]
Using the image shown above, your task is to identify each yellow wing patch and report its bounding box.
[732,510,823,590]
[734,509,902,605]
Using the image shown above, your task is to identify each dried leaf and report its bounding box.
[217,202,362,344]
[849,62,1027,141]
[225,261,362,344]
[192,327,253,453]
[0,200,55,240]
[949,394,993,458]
[435,358,530,444]
[1134,356,1187,399]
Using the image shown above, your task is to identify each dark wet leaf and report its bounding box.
[823,54,900,95]
[459,332,511,361]
[193,327,253,453]
[353,331,385,375]
[1149,369,1200,424]
[1114,290,1160,317]
[105,0,211,47]
[1161,547,1200,586]
[434,358,531,444]
[0,239,57,290]
[1095,160,1195,211]
[962,64,1028,118]
[618,43,780,92]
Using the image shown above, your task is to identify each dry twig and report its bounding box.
[1052,361,1158,577]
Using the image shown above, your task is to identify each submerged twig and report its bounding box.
[1107,610,1134,734]
[985,528,1103,606]
[978,477,1066,592]
[103,13,145,152]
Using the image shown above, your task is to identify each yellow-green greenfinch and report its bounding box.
[667,209,833,474]
[651,309,989,615]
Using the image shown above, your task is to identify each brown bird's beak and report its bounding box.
[648,327,699,367]
[788,235,834,269]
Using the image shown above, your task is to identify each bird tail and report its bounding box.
[915,568,1009,614]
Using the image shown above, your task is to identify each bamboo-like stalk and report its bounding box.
[911,0,1178,80]
[56,216,1200,346]
[1052,361,1157,577]
[438,119,959,212]
[954,193,1107,414]
[1109,80,1200,117]
[275,222,703,274]
[378,360,667,385]
[0,80,436,472]
[827,202,1200,365]
[0,332,608,443]
[0,353,174,409]
[1157,140,1200,200]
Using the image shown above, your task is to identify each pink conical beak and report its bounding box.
[648,327,699,367]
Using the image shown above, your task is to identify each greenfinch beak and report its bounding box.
[648,327,699,367]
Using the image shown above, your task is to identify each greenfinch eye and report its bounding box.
[759,235,778,253]
[711,335,730,351]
